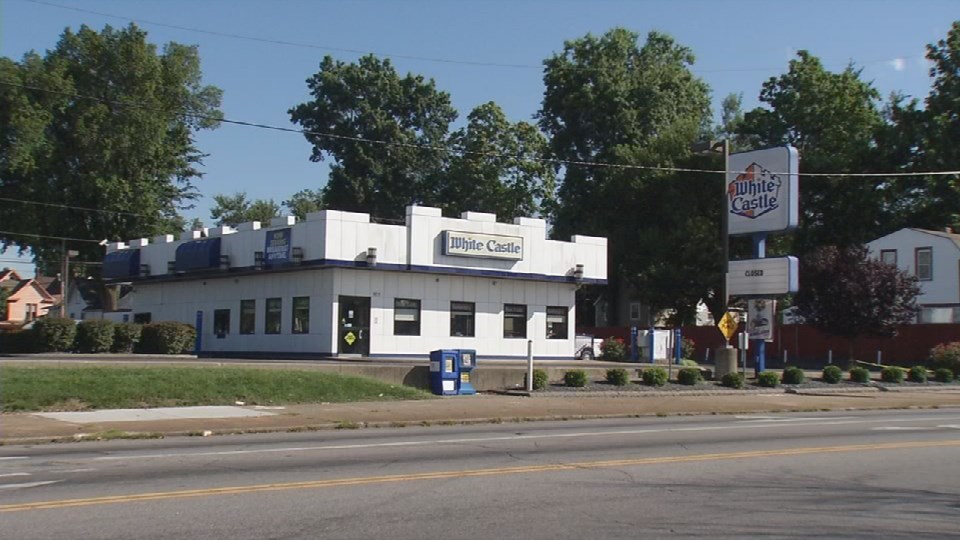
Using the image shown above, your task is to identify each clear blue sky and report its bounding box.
[0,0,956,275]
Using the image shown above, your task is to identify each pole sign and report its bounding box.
[728,257,799,296]
[727,146,799,236]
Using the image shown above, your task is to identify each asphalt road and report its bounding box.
[3,409,960,539]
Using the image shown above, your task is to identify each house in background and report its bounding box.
[867,228,960,323]
[64,277,135,323]
[0,268,60,329]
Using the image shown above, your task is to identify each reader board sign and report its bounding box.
[265,228,292,264]
[727,146,799,236]
[728,256,799,297]
[442,231,524,260]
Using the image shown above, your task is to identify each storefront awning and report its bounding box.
[175,237,222,272]
[103,249,141,279]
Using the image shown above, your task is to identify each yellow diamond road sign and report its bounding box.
[344,331,356,346]
[717,311,738,341]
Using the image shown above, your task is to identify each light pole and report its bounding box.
[60,244,79,318]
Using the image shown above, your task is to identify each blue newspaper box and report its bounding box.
[457,349,477,395]
[429,349,460,395]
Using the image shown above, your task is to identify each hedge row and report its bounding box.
[0,318,195,355]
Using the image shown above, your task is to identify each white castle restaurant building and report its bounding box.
[103,206,607,360]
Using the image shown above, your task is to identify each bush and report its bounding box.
[138,322,196,355]
[681,337,696,362]
[642,367,669,387]
[822,365,843,384]
[75,320,115,353]
[600,338,626,361]
[930,342,960,376]
[880,366,905,383]
[112,323,142,353]
[935,368,954,383]
[782,366,805,385]
[721,372,744,389]
[605,368,630,386]
[908,366,928,383]
[32,317,77,352]
[679,359,699,367]
[757,371,780,387]
[677,367,702,386]
[564,369,589,388]
[0,330,38,353]
[849,367,871,383]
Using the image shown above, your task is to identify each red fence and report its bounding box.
[578,324,960,367]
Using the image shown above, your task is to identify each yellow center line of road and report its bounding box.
[3,439,959,512]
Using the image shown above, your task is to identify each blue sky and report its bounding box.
[0,0,956,275]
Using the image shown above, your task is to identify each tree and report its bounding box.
[738,51,885,254]
[793,245,920,358]
[283,189,325,221]
[0,24,222,270]
[434,102,555,221]
[537,28,715,321]
[289,55,457,220]
[209,192,280,227]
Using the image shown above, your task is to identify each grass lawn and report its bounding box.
[0,366,431,412]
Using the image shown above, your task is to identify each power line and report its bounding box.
[0,230,105,243]
[2,79,959,179]
[0,196,156,219]
[19,0,923,76]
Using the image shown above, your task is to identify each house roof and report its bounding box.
[7,279,56,303]
[909,228,960,251]
[0,268,23,283]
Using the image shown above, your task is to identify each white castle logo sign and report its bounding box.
[727,162,782,220]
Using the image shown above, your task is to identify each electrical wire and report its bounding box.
[18,0,923,76]
[0,230,105,243]
[0,196,157,219]
[2,79,957,179]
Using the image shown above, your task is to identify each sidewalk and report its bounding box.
[4,389,960,445]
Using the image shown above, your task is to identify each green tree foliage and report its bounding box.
[436,102,555,221]
[289,55,457,220]
[209,192,280,227]
[738,51,885,253]
[0,24,222,270]
[537,29,714,322]
[283,189,325,221]
[793,245,920,352]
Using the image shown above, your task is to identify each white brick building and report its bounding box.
[103,206,607,359]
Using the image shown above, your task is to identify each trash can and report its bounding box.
[429,349,460,395]
[457,349,477,395]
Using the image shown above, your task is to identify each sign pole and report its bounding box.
[752,233,767,375]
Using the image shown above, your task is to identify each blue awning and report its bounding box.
[103,249,141,279]
[175,237,222,272]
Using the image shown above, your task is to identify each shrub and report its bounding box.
[757,371,780,387]
[605,368,630,386]
[930,342,960,376]
[138,322,196,355]
[822,365,843,384]
[32,317,77,352]
[0,330,38,353]
[677,367,702,386]
[721,372,744,389]
[600,338,627,361]
[112,323,142,353]
[908,366,928,383]
[880,366,905,383]
[642,367,669,387]
[681,337,696,362]
[679,359,699,367]
[935,368,954,383]
[564,369,589,387]
[782,366,805,385]
[849,367,871,383]
[75,320,115,353]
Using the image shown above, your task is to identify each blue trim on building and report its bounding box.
[110,256,606,286]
